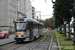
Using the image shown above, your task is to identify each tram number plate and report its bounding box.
[19,35,21,37]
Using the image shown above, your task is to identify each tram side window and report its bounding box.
[33,23,38,29]
[33,23,38,35]
[27,23,29,29]
[29,22,33,31]
[39,25,42,33]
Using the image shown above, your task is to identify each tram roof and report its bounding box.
[15,18,44,26]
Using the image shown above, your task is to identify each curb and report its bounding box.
[56,32,61,50]
[0,41,15,46]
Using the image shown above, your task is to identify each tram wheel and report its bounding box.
[7,36,9,38]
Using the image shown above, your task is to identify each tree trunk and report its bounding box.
[60,25,62,34]
[64,23,66,37]
[68,21,71,38]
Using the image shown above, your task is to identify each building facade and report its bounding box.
[0,0,17,31]
[17,0,32,19]
[32,7,36,19]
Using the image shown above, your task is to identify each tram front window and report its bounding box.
[15,23,26,31]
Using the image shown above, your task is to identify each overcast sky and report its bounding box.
[30,0,53,20]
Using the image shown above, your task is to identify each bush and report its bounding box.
[9,31,15,35]
[64,37,72,41]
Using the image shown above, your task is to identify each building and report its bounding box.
[17,0,32,19]
[0,0,17,31]
[32,7,36,19]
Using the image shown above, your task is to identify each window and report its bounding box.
[24,3,25,5]
[24,7,25,10]
[19,4,21,7]
[19,0,20,2]
[13,0,14,1]
[19,9,21,12]
[15,23,26,31]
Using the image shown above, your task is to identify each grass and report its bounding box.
[55,30,75,50]
[34,36,44,42]
[42,38,51,42]
[56,31,66,39]
[9,31,15,35]
[34,29,53,42]
[42,30,53,42]
[60,43,74,50]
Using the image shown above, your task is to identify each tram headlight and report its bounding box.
[16,35,18,37]
[16,35,24,37]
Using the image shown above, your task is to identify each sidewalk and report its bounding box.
[55,30,75,50]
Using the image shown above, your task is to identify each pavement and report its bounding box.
[15,42,37,50]
[0,35,15,45]
[33,42,50,50]
[51,42,58,50]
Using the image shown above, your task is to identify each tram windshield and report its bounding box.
[15,23,26,31]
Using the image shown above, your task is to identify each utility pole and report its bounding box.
[36,11,41,22]
[73,0,75,45]
[37,16,38,21]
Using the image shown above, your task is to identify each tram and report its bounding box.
[14,18,44,42]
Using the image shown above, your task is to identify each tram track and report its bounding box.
[29,35,48,50]
[0,41,26,50]
[48,33,54,50]
[13,42,30,50]
[29,33,54,50]
[0,30,56,50]
[0,36,44,50]
[0,40,38,50]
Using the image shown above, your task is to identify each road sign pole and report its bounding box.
[64,21,67,37]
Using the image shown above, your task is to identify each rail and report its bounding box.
[48,33,54,50]
[29,35,48,50]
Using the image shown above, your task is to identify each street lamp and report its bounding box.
[73,0,75,45]
[37,16,38,21]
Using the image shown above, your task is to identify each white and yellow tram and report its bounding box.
[14,18,44,42]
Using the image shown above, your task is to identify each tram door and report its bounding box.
[29,22,33,40]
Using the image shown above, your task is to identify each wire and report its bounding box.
[45,0,47,3]
[44,0,49,12]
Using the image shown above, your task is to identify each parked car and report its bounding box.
[57,28,60,32]
[62,28,64,33]
[0,31,9,39]
[70,28,74,35]
[66,28,74,35]
[66,28,69,33]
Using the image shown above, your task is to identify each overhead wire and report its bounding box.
[32,0,52,17]
[45,0,48,11]
[44,0,51,16]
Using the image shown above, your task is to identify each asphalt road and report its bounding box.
[0,35,15,45]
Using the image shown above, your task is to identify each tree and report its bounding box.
[49,16,55,28]
[41,20,44,24]
[52,0,74,38]
[44,19,51,27]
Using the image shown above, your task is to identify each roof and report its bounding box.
[15,18,44,26]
